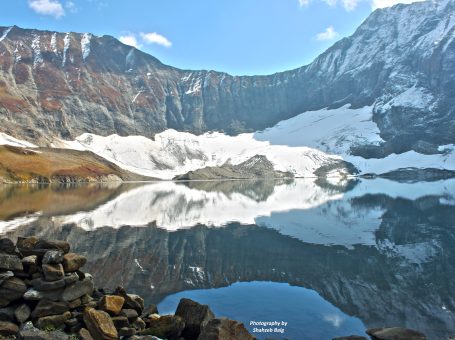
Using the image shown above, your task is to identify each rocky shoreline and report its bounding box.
[0,237,429,340]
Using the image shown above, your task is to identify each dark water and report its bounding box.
[1,178,455,340]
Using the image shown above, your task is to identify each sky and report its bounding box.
[0,0,425,75]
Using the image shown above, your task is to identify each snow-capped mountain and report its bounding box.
[0,0,454,157]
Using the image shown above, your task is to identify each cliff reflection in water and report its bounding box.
[1,178,455,339]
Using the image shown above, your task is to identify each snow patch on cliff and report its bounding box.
[81,33,91,61]
[0,26,12,42]
[0,133,37,148]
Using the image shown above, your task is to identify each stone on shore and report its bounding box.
[43,263,65,281]
[175,298,215,339]
[62,253,87,272]
[0,238,16,254]
[198,318,254,340]
[35,311,71,330]
[366,327,427,340]
[142,314,185,340]
[0,320,19,336]
[61,277,94,301]
[0,254,23,271]
[83,307,118,340]
[31,299,69,318]
[99,295,125,315]
[14,303,31,324]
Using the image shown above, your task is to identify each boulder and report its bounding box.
[31,277,66,291]
[62,253,87,272]
[141,304,159,319]
[61,277,94,301]
[32,299,69,318]
[22,255,38,274]
[142,315,185,340]
[35,311,71,330]
[99,295,125,315]
[119,327,137,337]
[0,306,15,322]
[111,315,130,329]
[0,277,27,304]
[175,298,215,339]
[34,240,70,254]
[0,254,23,271]
[0,238,16,254]
[83,307,118,340]
[24,288,64,301]
[68,298,82,309]
[132,317,146,330]
[19,321,70,339]
[197,318,254,340]
[0,270,14,285]
[42,250,64,265]
[63,272,79,285]
[14,303,31,323]
[122,308,139,321]
[79,327,94,340]
[366,327,427,340]
[0,320,19,336]
[16,237,39,250]
[114,287,143,313]
[42,263,65,281]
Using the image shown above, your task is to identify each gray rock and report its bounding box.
[35,311,71,330]
[31,277,66,291]
[0,254,23,271]
[14,303,31,323]
[42,263,65,281]
[0,238,16,254]
[23,288,64,301]
[61,277,94,301]
[42,250,64,265]
[175,298,214,339]
[0,270,14,285]
[22,255,38,274]
[0,277,27,302]
[0,306,15,322]
[31,299,69,318]
[63,272,79,285]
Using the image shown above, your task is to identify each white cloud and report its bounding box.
[299,0,311,7]
[28,0,65,18]
[119,34,140,48]
[322,0,360,11]
[65,1,77,13]
[371,0,425,8]
[316,26,339,41]
[140,32,172,48]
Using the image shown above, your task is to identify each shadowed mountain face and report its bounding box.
[3,180,455,339]
[0,0,454,153]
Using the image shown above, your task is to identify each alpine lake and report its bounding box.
[1,177,454,340]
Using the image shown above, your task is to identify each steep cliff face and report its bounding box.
[0,0,454,152]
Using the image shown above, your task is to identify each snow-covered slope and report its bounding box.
[52,104,455,179]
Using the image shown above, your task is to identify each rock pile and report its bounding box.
[0,237,254,339]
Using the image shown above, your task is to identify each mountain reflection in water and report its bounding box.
[1,178,455,339]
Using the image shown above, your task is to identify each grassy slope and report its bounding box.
[0,145,152,183]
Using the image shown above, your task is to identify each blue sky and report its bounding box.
[1,0,422,75]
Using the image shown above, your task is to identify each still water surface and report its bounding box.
[1,178,454,339]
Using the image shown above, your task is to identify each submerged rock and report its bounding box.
[366,327,427,340]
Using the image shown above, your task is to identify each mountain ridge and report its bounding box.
[1,0,454,156]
